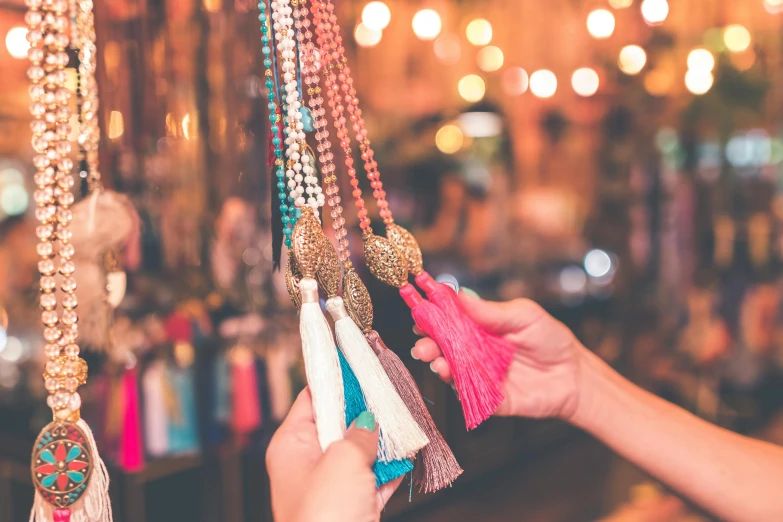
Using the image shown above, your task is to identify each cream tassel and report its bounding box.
[326,297,429,461]
[299,278,346,450]
[29,420,112,522]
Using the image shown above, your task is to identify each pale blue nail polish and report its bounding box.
[411,348,419,360]
[461,287,479,298]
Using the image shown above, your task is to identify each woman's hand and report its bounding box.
[412,292,585,420]
[266,389,402,522]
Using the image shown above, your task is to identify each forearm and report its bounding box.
[571,349,783,522]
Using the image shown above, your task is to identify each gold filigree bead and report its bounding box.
[386,224,424,276]
[285,251,303,310]
[316,237,341,297]
[292,206,326,278]
[343,268,374,333]
[363,232,408,289]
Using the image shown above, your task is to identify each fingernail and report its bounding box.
[430,362,438,374]
[410,348,419,360]
[355,411,376,431]
[461,287,479,298]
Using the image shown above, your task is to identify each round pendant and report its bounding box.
[31,422,92,508]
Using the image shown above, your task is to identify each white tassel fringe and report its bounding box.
[299,278,346,451]
[326,297,429,462]
[30,420,113,522]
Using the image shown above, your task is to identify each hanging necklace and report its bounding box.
[313,0,509,430]
[289,0,428,464]
[27,0,111,520]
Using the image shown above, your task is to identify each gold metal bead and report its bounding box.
[343,268,374,333]
[292,206,326,278]
[316,237,341,297]
[285,250,302,310]
[363,232,408,289]
[386,223,423,276]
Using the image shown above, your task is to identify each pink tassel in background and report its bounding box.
[416,272,514,382]
[118,367,144,472]
[230,351,262,441]
[399,284,503,430]
[366,331,462,492]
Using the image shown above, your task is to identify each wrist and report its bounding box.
[567,346,617,432]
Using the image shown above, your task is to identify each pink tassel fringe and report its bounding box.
[400,284,503,430]
[118,367,144,472]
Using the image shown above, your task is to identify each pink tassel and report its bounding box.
[399,284,503,430]
[367,331,462,492]
[416,272,515,382]
[230,355,262,440]
[53,509,71,522]
[118,367,144,472]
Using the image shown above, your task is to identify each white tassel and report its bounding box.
[29,421,112,522]
[326,297,429,462]
[299,277,346,451]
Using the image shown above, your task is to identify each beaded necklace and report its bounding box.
[27,0,112,519]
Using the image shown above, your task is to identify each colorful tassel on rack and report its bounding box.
[400,285,504,430]
[299,278,346,450]
[230,348,262,440]
[338,350,413,486]
[326,297,428,461]
[415,272,515,382]
[118,368,143,472]
[366,331,462,492]
[142,361,169,457]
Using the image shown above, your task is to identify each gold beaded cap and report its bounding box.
[362,232,408,289]
[285,250,303,310]
[343,268,373,332]
[386,223,423,276]
[316,237,341,298]
[292,206,326,278]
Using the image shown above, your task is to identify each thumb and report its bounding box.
[459,292,546,335]
[325,411,379,469]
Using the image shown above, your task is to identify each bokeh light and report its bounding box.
[571,68,599,97]
[609,0,634,7]
[584,249,613,278]
[586,9,615,39]
[723,25,751,53]
[687,48,715,73]
[476,46,504,72]
[618,45,647,75]
[764,0,783,14]
[108,111,125,139]
[466,19,493,46]
[434,34,461,64]
[502,67,529,96]
[435,124,464,154]
[412,9,442,40]
[0,184,28,216]
[355,22,382,47]
[5,27,29,59]
[685,70,714,95]
[457,74,486,103]
[361,2,391,31]
[530,70,557,99]
[730,48,756,71]
[641,0,669,25]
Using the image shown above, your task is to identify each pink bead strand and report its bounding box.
[314,0,393,225]
[295,1,351,262]
[312,2,371,232]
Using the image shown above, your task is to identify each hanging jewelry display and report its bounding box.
[311,0,506,430]
[67,0,139,351]
[292,0,459,489]
[27,0,112,519]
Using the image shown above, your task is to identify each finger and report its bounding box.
[282,387,316,426]
[412,337,442,362]
[430,357,453,382]
[377,476,404,510]
[459,293,546,335]
[324,411,379,468]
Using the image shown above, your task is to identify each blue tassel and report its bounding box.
[338,351,413,487]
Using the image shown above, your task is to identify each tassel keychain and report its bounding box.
[312,1,504,429]
[268,0,346,451]
[28,0,112,519]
